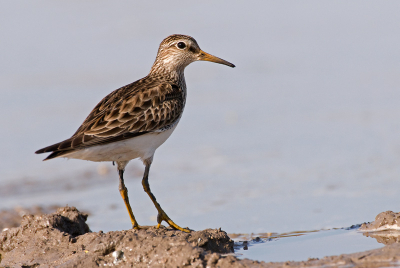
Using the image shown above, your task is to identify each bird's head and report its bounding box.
[150,34,235,75]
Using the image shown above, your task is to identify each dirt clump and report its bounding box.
[360,211,400,231]
[359,210,400,246]
[0,206,263,267]
[2,207,400,267]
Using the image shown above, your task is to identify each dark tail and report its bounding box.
[35,140,73,161]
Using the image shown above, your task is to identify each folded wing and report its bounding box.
[35,77,184,160]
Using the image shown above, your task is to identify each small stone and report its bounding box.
[112,250,124,264]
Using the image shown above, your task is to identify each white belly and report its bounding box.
[63,125,177,162]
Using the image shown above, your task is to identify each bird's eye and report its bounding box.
[177,42,186,49]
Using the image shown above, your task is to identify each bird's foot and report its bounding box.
[156,210,191,233]
[132,223,141,230]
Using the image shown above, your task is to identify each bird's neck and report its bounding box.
[149,63,186,86]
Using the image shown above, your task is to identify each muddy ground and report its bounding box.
[1,206,400,267]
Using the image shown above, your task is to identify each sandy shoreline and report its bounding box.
[1,206,400,267]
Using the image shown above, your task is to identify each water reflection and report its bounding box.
[231,226,382,262]
[363,231,400,246]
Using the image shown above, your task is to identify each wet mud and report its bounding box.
[1,206,400,267]
[360,211,400,232]
[0,206,254,267]
[360,211,400,247]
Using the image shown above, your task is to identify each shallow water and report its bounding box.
[1,0,400,262]
[232,227,383,262]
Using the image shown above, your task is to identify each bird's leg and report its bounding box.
[118,168,140,229]
[142,163,191,233]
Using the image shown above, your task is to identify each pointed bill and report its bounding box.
[198,50,235,68]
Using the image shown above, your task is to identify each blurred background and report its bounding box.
[1,1,400,234]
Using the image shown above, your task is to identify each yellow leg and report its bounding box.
[119,169,140,229]
[142,164,191,233]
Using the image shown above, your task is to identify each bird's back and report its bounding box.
[35,74,186,161]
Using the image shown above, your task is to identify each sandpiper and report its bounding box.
[35,34,235,232]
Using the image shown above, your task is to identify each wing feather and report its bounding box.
[35,76,184,159]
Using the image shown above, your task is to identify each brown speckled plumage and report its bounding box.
[36,76,185,159]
